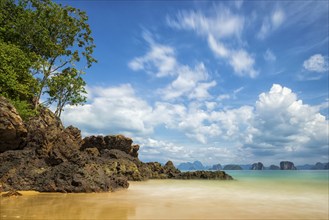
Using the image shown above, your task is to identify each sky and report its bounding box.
[56,0,328,166]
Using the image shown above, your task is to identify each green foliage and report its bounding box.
[0,0,96,117]
[9,99,38,121]
[0,40,38,102]
[46,68,87,117]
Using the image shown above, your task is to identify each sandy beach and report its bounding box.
[1,171,328,220]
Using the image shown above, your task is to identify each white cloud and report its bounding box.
[167,7,244,39]
[207,34,230,58]
[167,6,258,78]
[159,63,216,101]
[61,84,154,136]
[229,50,258,78]
[303,54,329,73]
[264,49,276,62]
[245,84,328,162]
[128,36,177,77]
[257,8,285,40]
[271,8,285,28]
[61,83,328,165]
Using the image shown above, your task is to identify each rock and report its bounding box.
[24,107,64,156]
[280,161,297,170]
[251,162,264,170]
[269,165,280,170]
[81,134,138,157]
[223,164,242,170]
[176,171,233,180]
[210,164,222,170]
[2,190,22,197]
[0,96,27,153]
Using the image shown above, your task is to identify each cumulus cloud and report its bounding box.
[62,83,328,165]
[257,8,285,40]
[303,54,329,73]
[167,6,258,78]
[61,84,154,136]
[244,84,328,162]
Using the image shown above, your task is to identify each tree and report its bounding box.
[0,0,96,116]
[0,40,38,101]
[46,68,87,117]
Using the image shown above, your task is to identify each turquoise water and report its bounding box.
[1,170,328,219]
[226,170,329,182]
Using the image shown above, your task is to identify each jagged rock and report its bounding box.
[0,96,27,153]
[24,107,64,156]
[269,165,280,170]
[251,162,264,170]
[223,164,242,170]
[280,161,297,170]
[176,171,233,180]
[210,164,222,170]
[81,135,138,157]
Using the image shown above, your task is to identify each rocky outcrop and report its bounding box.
[223,164,242,170]
[0,97,27,153]
[280,161,297,170]
[177,171,233,180]
[269,165,280,170]
[0,96,233,193]
[251,162,264,170]
[81,135,139,158]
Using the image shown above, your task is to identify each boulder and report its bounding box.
[280,161,297,170]
[0,96,27,153]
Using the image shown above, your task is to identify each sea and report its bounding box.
[1,170,328,220]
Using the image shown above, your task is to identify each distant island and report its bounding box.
[177,160,329,171]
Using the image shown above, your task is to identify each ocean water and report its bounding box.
[1,170,328,220]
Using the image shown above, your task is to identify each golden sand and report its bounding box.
[1,179,328,219]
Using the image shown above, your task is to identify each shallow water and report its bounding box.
[1,170,328,219]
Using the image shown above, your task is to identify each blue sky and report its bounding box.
[57,0,328,166]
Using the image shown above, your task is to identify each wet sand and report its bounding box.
[1,177,328,220]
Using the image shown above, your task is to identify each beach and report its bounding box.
[1,170,328,219]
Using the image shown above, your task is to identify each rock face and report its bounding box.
[223,164,242,170]
[0,97,27,153]
[269,165,280,170]
[280,161,297,170]
[251,162,264,170]
[0,96,233,193]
